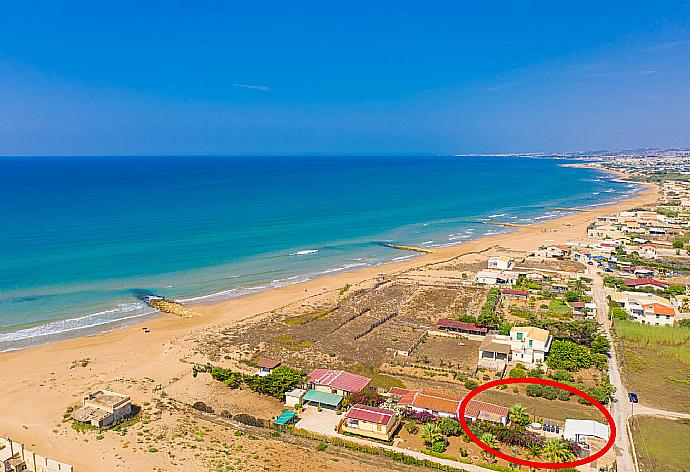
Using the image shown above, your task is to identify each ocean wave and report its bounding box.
[422,240,434,245]
[289,249,319,256]
[487,213,506,218]
[391,255,417,262]
[0,302,152,344]
[317,262,367,275]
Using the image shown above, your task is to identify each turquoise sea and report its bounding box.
[0,156,639,351]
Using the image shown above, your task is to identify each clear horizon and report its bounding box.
[1,1,689,155]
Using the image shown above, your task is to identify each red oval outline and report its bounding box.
[458,377,616,469]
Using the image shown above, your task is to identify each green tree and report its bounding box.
[541,439,575,464]
[508,404,530,427]
[420,423,443,446]
[673,239,685,249]
[590,335,611,354]
[546,340,594,371]
[436,417,462,437]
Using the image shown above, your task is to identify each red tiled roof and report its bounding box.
[397,390,461,416]
[572,302,586,308]
[501,289,529,296]
[346,404,395,425]
[257,358,281,369]
[388,387,414,397]
[624,278,667,288]
[464,400,509,421]
[436,319,488,334]
[307,369,371,393]
[642,303,675,316]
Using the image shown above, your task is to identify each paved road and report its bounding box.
[590,268,690,472]
[590,267,636,472]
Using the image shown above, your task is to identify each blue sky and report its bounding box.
[1,1,689,155]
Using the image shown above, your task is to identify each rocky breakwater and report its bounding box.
[142,295,200,318]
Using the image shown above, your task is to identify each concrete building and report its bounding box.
[71,389,132,428]
[475,270,518,286]
[508,326,552,369]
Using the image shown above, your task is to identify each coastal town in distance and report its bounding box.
[2,150,690,472]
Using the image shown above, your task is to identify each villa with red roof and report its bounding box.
[395,389,507,424]
[341,404,399,440]
[623,278,669,291]
[639,303,676,326]
[307,369,371,396]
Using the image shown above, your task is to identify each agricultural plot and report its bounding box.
[615,320,690,413]
[632,416,690,472]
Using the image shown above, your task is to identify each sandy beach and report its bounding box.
[0,178,658,471]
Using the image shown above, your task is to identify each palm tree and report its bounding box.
[541,438,575,464]
[508,404,530,427]
[420,423,443,446]
[479,432,499,462]
[525,442,542,460]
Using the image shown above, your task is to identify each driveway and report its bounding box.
[295,406,341,436]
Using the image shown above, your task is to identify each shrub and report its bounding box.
[557,390,571,401]
[315,442,327,452]
[430,440,447,453]
[404,421,418,434]
[464,379,479,390]
[546,340,594,371]
[437,418,462,437]
[508,367,527,378]
[541,386,558,400]
[526,385,542,397]
[548,369,574,382]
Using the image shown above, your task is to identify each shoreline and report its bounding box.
[0,165,645,353]
[0,173,658,470]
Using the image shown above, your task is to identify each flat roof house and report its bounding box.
[488,256,515,271]
[71,389,132,428]
[476,270,518,286]
[341,404,399,441]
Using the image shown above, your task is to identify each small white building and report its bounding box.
[284,388,306,408]
[563,419,610,443]
[488,256,515,270]
[476,270,518,286]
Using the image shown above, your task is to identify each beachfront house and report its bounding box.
[71,390,132,428]
[341,404,399,441]
[475,270,518,286]
[488,256,515,271]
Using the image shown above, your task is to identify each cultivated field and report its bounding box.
[615,321,690,413]
[632,416,690,472]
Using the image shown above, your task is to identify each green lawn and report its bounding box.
[631,416,690,472]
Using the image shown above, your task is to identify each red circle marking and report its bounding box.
[458,377,616,469]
